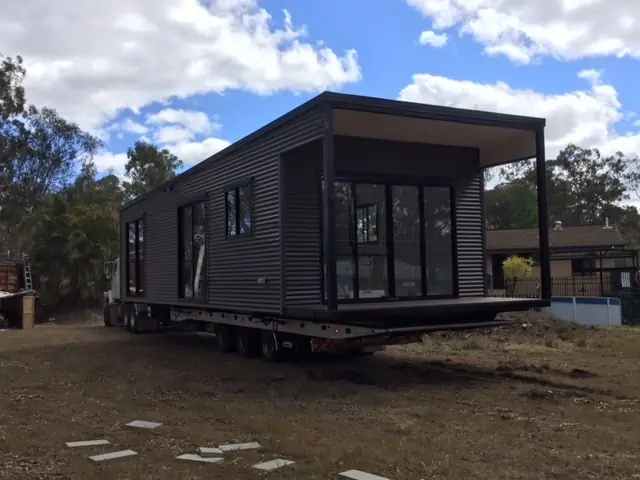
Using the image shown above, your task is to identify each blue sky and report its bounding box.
[4,0,639,174]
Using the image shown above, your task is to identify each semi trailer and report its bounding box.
[103,91,552,361]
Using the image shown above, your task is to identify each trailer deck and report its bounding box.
[287,296,547,325]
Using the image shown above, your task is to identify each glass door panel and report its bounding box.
[354,183,389,299]
[391,185,422,297]
[334,181,356,300]
[424,186,454,295]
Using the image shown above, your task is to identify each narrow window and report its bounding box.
[125,218,144,296]
[178,200,207,299]
[225,181,253,237]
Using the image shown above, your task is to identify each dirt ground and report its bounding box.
[1,313,640,480]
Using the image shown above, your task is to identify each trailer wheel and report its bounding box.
[103,305,112,327]
[236,328,260,357]
[130,309,140,334]
[124,308,133,332]
[261,330,284,362]
[216,325,236,353]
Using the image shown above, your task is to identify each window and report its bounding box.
[225,182,252,236]
[125,218,144,296]
[424,187,453,296]
[179,201,207,298]
[356,203,378,244]
[571,258,596,276]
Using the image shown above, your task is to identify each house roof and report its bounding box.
[122,91,546,211]
[486,225,627,252]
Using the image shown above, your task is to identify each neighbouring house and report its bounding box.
[486,221,637,296]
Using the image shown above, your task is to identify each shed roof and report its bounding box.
[486,226,626,252]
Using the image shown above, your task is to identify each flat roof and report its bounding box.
[123,91,546,210]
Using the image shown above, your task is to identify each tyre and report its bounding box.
[124,307,133,332]
[236,327,261,357]
[216,324,236,352]
[260,330,284,362]
[103,304,112,327]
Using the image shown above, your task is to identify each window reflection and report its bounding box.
[424,187,453,296]
[179,201,206,299]
[354,183,388,298]
[334,181,355,299]
[392,185,422,297]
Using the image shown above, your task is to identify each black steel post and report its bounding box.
[535,128,551,299]
[322,104,338,313]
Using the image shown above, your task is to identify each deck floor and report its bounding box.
[333,296,539,312]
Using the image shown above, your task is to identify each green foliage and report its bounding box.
[123,140,182,200]
[0,54,25,119]
[486,143,640,246]
[502,255,534,281]
[0,53,183,312]
[503,255,535,296]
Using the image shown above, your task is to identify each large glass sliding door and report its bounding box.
[324,179,455,303]
[424,187,454,295]
[354,183,389,299]
[391,185,422,297]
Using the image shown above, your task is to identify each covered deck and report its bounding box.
[280,92,550,324]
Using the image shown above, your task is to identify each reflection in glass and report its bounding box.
[137,220,144,294]
[355,183,388,298]
[180,205,194,298]
[127,222,136,294]
[392,185,421,297]
[193,202,206,298]
[238,185,252,234]
[424,187,453,295]
[334,181,355,299]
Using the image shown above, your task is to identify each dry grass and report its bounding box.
[1,313,640,479]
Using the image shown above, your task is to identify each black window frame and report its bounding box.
[320,174,458,304]
[225,180,253,238]
[125,218,144,297]
[178,199,207,299]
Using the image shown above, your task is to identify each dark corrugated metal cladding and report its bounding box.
[455,173,485,296]
[282,141,323,307]
[119,108,325,313]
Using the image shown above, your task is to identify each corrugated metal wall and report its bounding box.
[455,172,485,297]
[282,142,323,307]
[279,137,487,308]
[120,109,324,313]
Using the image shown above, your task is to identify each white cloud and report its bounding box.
[146,108,220,136]
[168,137,232,164]
[419,30,448,47]
[398,69,640,159]
[1,0,361,131]
[407,0,640,63]
[102,107,230,173]
[94,151,129,178]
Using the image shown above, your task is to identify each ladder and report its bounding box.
[23,263,33,291]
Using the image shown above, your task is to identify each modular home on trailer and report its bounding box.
[107,92,551,359]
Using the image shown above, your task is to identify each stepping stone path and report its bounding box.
[176,453,223,464]
[63,420,386,476]
[218,441,261,452]
[65,440,110,448]
[198,446,224,457]
[340,470,390,480]
[253,458,295,471]
[90,449,138,463]
[126,420,162,429]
